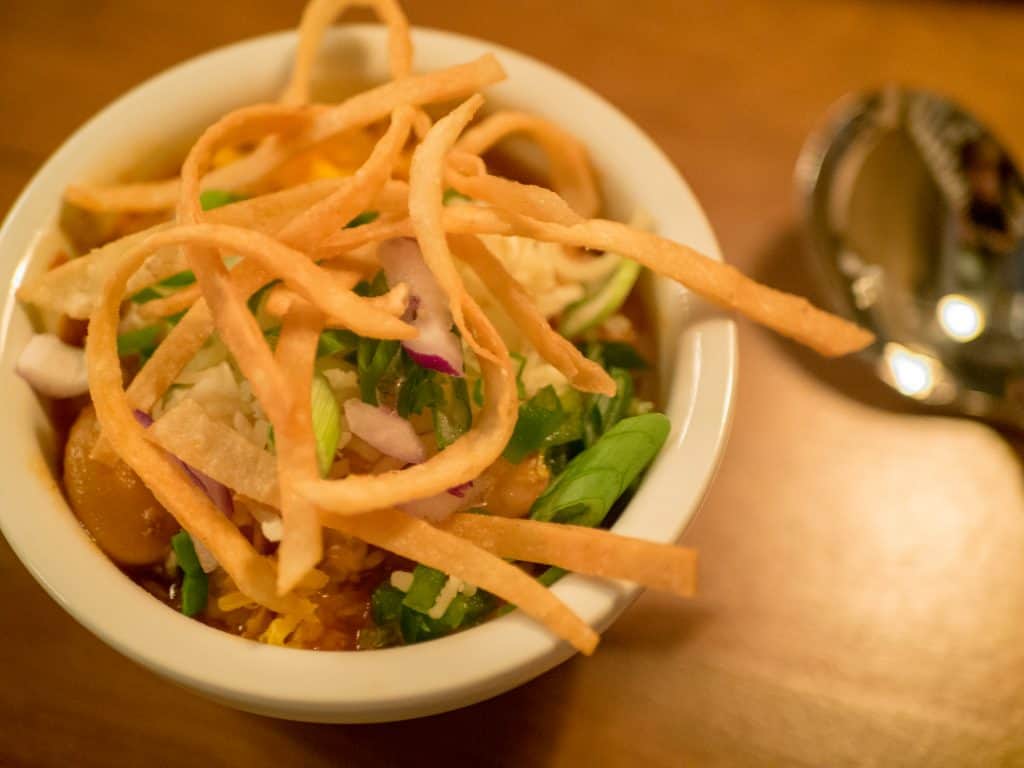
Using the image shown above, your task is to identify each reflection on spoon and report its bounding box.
[799,87,1024,425]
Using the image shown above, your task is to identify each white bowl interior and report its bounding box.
[0,25,736,722]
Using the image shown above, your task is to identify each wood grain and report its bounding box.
[4,1,1024,765]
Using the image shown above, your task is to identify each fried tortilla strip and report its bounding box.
[138,224,413,341]
[408,94,495,360]
[442,514,697,598]
[137,283,202,321]
[442,205,874,357]
[18,177,350,319]
[318,202,871,356]
[315,216,415,256]
[281,0,412,105]
[455,111,600,219]
[276,105,415,251]
[322,508,599,654]
[148,398,280,507]
[273,301,325,594]
[446,163,583,226]
[84,229,308,614]
[449,233,614,395]
[65,56,507,212]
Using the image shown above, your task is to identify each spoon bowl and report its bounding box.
[798,88,1024,425]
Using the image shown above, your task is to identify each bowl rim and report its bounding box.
[0,23,736,722]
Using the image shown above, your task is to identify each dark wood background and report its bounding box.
[3,1,1024,765]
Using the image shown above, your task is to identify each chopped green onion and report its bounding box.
[357,337,401,404]
[399,606,443,643]
[345,210,379,228]
[356,624,401,650]
[165,310,186,327]
[247,280,279,320]
[262,325,281,351]
[171,531,208,617]
[372,570,495,644]
[396,363,435,418]
[352,272,401,404]
[545,388,584,448]
[160,270,198,288]
[504,387,564,463]
[354,270,390,297]
[181,572,208,617]
[311,373,341,477]
[199,189,246,211]
[585,341,649,370]
[530,413,669,528]
[493,415,673,612]
[317,328,358,358]
[510,352,527,399]
[461,589,496,624]
[544,443,572,476]
[129,286,163,303]
[558,259,643,339]
[129,270,197,304]
[537,566,568,588]
[171,531,203,575]
[371,584,405,626]
[401,565,448,614]
[433,376,472,450]
[443,188,471,205]
[584,368,634,447]
[117,325,161,359]
[503,385,581,463]
[397,590,494,643]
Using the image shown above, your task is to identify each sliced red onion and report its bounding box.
[405,349,461,377]
[378,238,464,376]
[134,408,229,573]
[400,491,468,523]
[132,409,155,429]
[343,399,425,464]
[16,333,89,398]
[447,481,472,498]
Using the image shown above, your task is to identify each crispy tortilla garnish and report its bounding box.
[441,205,874,357]
[281,0,412,106]
[321,508,599,654]
[148,399,280,507]
[137,283,202,321]
[455,111,601,219]
[442,513,698,598]
[65,56,507,212]
[276,105,415,251]
[273,301,325,594]
[446,164,584,227]
[19,178,350,319]
[84,228,308,614]
[408,94,495,361]
[449,233,615,395]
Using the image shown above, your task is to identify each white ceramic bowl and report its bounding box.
[0,25,736,722]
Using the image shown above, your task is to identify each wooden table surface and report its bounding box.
[4,1,1024,766]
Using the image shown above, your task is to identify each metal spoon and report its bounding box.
[797,87,1024,426]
